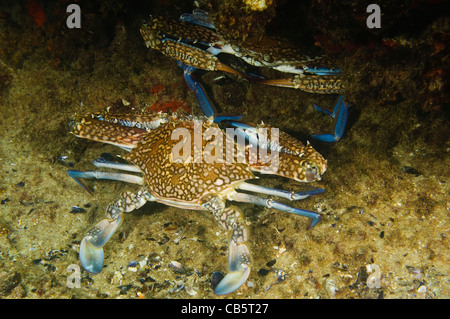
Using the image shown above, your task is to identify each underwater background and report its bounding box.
[0,0,448,298]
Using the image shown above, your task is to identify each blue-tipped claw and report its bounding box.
[80,237,104,273]
[304,66,341,76]
[68,170,94,195]
[268,200,321,228]
[229,191,322,229]
[178,62,244,123]
[214,267,251,295]
[179,11,216,30]
[79,214,123,273]
[311,96,349,142]
[178,61,348,142]
[292,187,326,198]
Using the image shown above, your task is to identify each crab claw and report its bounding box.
[178,62,244,123]
[214,267,251,295]
[80,214,123,273]
[80,237,104,273]
[311,95,349,142]
[215,223,252,295]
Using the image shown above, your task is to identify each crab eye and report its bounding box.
[305,164,319,182]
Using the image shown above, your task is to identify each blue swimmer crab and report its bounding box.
[68,10,351,296]
[68,111,327,295]
[140,11,349,142]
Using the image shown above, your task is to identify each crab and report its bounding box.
[139,12,349,142]
[140,13,343,94]
[68,111,327,295]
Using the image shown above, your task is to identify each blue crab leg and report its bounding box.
[229,191,321,228]
[179,69,280,150]
[161,38,256,81]
[180,61,348,143]
[179,10,216,30]
[223,122,291,154]
[92,156,142,173]
[179,63,215,118]
[303,66,341,76]
[80,190,150,273]
[177,46,348,143]
[224,94,348,143]
[311,96,349,142]
[236,181,324,201]
[179,62,244,122]
[68,170,144,194]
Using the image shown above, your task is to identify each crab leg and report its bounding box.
[179,10,216,30]
[236,181,324,201]
[142,15,261,82]
[215,220,251,295]
[228,191,321,228]
[80,189,151,273]
[157,38,258,81]
[311,95,349,142]
[69,118,146,150]
[204,198,252,295]
[180,62,349,144]
[302,66,341,76]
[179,63,244,123]
[68,170,144,194]
[209,183,321,295]
[92,156,142,173]
[259,74,343,94]
[179,63,218,119]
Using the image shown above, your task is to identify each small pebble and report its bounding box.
[185,286,198,296]
[417,286,427,298]
[266,259,276,267]
[70,206,87,214]
[118,284,133,294]
[401,166,421,176]
[57,156,74,167]
[258,268,269,277]
[138,258,147,268]
[169,261,185,273]
[136,292,144,299]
